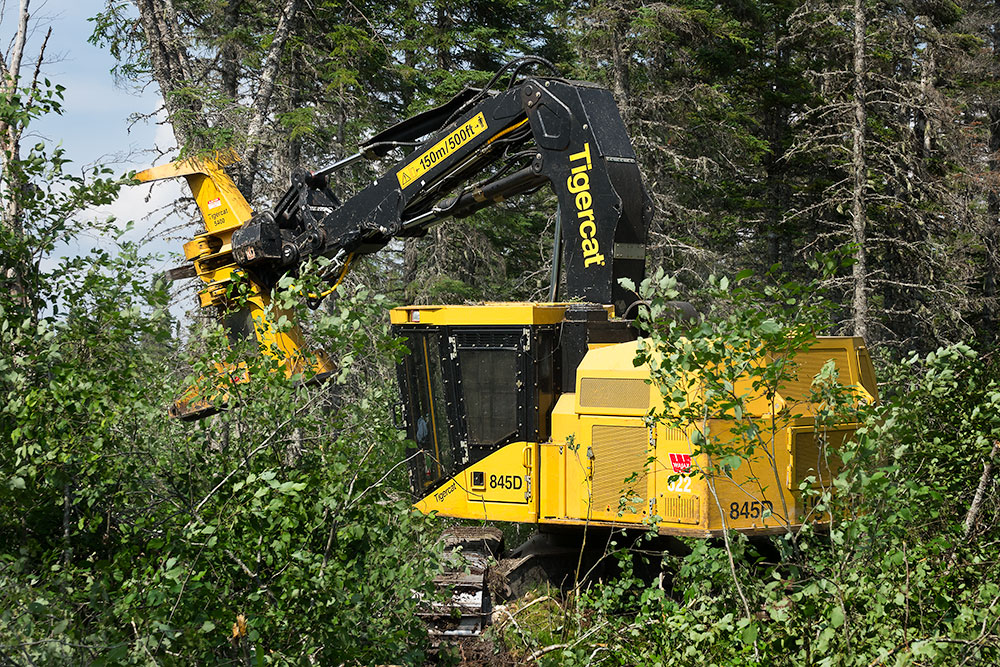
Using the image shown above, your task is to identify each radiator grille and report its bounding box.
[579,378,649,411]
[661,495,700,524]
[591,425,648,511]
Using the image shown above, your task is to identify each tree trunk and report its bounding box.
[917,38,935,156]
[609,11,631,116]
[403,239,419,290]
[274,49,303,195]
[963,442,999,538]
[850,0,869,339]
[219,0,242,99]
[764,36,791,269]
[0,0,31,236]
[986,19,1000,302]
[0,0,44,311]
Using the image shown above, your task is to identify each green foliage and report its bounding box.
[0,91,441,664]
[1,250,444,664]
[33,0,1000,661]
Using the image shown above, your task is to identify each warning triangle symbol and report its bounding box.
[400,171,411,186]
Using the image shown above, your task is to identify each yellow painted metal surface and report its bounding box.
[168,361,251,419]
[415,441,538,523]
[396,112,488,189]
[431,333,878,538]
[137,152,253,233]
[389,303,613,326]
[573,342,652,417]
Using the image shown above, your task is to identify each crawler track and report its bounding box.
[419,527,503,640]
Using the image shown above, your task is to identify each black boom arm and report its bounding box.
[232,73,652,315]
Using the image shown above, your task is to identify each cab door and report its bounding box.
[398,330,454,497]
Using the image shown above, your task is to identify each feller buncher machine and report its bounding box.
[139,59,878,636]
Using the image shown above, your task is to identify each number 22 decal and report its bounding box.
[667,476,692,493]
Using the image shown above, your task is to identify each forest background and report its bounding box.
[4,0,1000,664]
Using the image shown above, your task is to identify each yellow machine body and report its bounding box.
[407,304,877,538]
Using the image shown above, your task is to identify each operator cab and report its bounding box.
[391,303,636,497]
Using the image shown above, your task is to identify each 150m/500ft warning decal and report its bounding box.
[396,112,488,189]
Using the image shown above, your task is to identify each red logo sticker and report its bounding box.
[669,453,691,473]
[207,197,222,210]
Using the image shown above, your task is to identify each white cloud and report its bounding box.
[40,105,202,324]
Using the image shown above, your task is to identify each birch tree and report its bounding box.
[1,0,51,306]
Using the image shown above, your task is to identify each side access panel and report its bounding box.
[415,442,539,523]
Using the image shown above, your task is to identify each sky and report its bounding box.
[4,0,189,295]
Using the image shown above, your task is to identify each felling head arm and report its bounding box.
[137,154,331,419]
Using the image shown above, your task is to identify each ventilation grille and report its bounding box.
[454,329,520,349]
[579,378,649,412]
[793,429,850,488]
[662,426,688,443]
[661,495,700,524]
[591,425,648,511]
[778,350,851,405]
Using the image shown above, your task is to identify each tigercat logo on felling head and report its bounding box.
[567,142,605,267]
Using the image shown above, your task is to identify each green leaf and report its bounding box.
[98,644,129,664]
[759,319,781,334]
